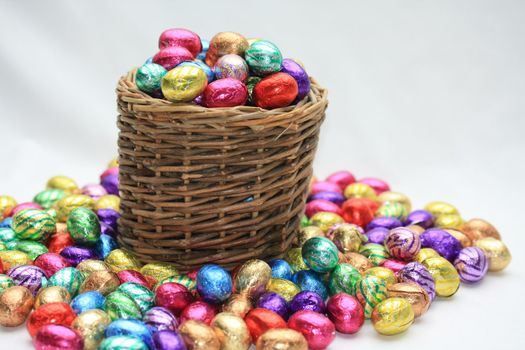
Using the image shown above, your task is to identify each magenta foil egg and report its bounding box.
[288,310,336,350]
[153,46,194,70]
[310,181,343,195]
[305,199,341,218]
[179,301,217,325]
[381,259,407,275]
[326,293,364,334]
[33,324,83,350]
[202,78,248,108]
[358,177,390,194]
[158,28,202,57]
[34,253,72,278]
[325,171,356,191]
[10,202,43,216]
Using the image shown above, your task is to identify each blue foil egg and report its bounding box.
[196,264,232,304]
[196,39,209,60]
[71,291,105,314]
[96,234,118,259]
[105,319,153,349]
[0,217,12,228]
[178,60,214,83]
[268,259,293,280]
[292,270,329,300]
[145,56,153,64]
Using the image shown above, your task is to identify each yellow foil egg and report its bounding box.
[71,309,112,350]
[211,312,251,350]
[294,226,324,247]
[371,297,414,335]
[77,260,111,275]
[405,225,425,235]
[377,191,412,212]
[104,249,142,273]
[424,201,459,218]
[386,282,430,318]
[331,223,367,253]
[365,267,397,286]
[309,212,344,232]
[0,250,32,270]
[256,328,308,350]
[55,194,95,222]
[414,248,440,264]
[435,214,463,229]
[34,286,71,308]
[222,293,253,318]
[79,270,121,295]
[161,65,208,102]
[0,195,17,219]
[266,278,300,302]
[343,183,377,200]
[445,229,472,247]
[461,218,502,241]
[474,237,511,272]
[375,202,408,220]
[422,257,460,297]
[107,158,119,168]
[179,320,221,350]
[234,259,271,299]
[0,286,34,327]
[284,248,309,273]
[46,175,78,193]
[94,195,120,211]
[343,252,373,274]
[140,262,179,283]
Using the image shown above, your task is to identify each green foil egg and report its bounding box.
[117,282,154,314]
[104,290,143,320]
[48,267,85,297]
[33,189,67,209]
[0,227,16,242]
[98,335,148,350]
[301,237,339,273]
[245,40,283,76]
[328,263,362,296]
[67,207,101,245]
[356,275,388,318]
[12,209,56,241]
[135,63,168,94]
[155,275,196,291]
[9,240,48,260]
[0,274,14,293]
[359,243,390,266]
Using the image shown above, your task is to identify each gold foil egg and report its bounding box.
[435,214,463,229]
[0,250,32,270]
[256,328,308,350]
[0,195,17,219]
[423,257,460,297]
[0,286,34,327]
[461,218,502,241]
[405,225,425,235]
[377,191,412,212]
[234,259,271,298]
[34,286,71,308]
[94,195,120,211]
[46,175,78,193]
[371,297,414,335]
[179,320,221,350]
[344,183,377,200]
[365,267,397,286]
[414,248,440,264]
[294,226,324,247]
[222,293,252,318]
[309,212,344,232]
[266,278,300,302]
[104,248,142,273]
[140,262,179,283]
[445,229,472,247]
[79,270,121,295]
[77,259,111,275]
[343,252,373,274]
[424,201,459,218]
[71,309,111,350]
[284,248,309,273]
[55,194,95,222]
[205,32,249,67]
[211,312,251,350]
[387,282,430,318]
[331,223,367,253]
[474,237,511,272]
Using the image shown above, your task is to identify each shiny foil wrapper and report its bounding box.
[196,264,232,304]
[245,308,286,341]
[205,31,249,67]
[287,310,336,350]
[161,65,208,102]
[364,266,397,286]
[387,282,430,317]
[256,292,289,320]
[378,191,412,213]
[255,328,308,350]
[180,301,217,325]
[143,306,179,332]
[159,28,202,57]
[35,286,71,308]
[266,278,300,302]
[420,228,462,262]
[356,275,388,318]
[328,263,361,296]
[27,301,76,337]
[295,226,324,247]
[422,257,460,297]
[474,237,511,272]
[234,259,271,299]
[301,237,339,273]
[343,252,373,274]
[0,250,32,271]
[202,78,248,108]
[140,262,179,284]
[153,46,194,71]
[155,282,194,315]
[309,211,344,232]
[326,293,364,334]
[77,259,111,275]
[33,324,83,350]
[253,72,298,109]
[424,201,459,218]
[0,286,34,327]
[34,252,71,278]
[104,249,142,273]
[284,248,308,273]
[46,175,78,193]
[152,330,187,350]
[211,312,251,350]
[445,229,472,248]
[71,309,111,350]
[331,223,367,253]
[371,297,414,335]
[179,320,221,350]
[7,265,48,296]
[222,293,253,318]
[79,270,120,296]
[461,218,502,241]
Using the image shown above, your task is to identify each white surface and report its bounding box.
[1,0,524,349]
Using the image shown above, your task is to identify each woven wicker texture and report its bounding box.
[116,69,327,272]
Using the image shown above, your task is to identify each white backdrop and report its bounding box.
[0,0,524,349]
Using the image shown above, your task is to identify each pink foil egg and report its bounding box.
[33,324,83,350]
[117,270,152,290]
[158,28,202,57]
[288,310,336,350]
[100,167,118,181]
[202,78,248,108]
[153,46,194,70]
[326,293,364,334]
[9,202,43,216]
[310,181,342,195]
[34,253,71,278]
[358,177,390,194]
[326,171,356,191]
[81,184,107,199]
[381,259,407,275]
[155,282,194,315]
[305,200,342,218]
[180,301,217,325]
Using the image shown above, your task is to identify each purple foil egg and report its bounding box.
[152,330,187,350]
[8,265,48,296]
[100,174,119,195]
[97,209,120,228]
[143,306,179,332]
[100,222,117,237]
[289,291,325,314]
[307,191,346,206]
[257,292,289,320]
[366,227,389,245]
[398,262,436,300]
[420,228,462,262]
[454,247,489,283]
[281,58,310,101]
[404,210,434,228]
[366,217,402,231]
[60,246,98,266]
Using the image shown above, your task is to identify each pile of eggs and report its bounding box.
[135,28,310,109]
[0,164,512,350]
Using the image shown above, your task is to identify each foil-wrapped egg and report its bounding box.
[79,270,120,295]
[266,278,301,302]
[118,269,151,289]
[378,191,412,213]
[33,324,84,350]
[104,290,142,320]
[371,297,414,335]
[454,247,489,283]
[47,267,85,297]
[309,212,344,233]
[356,275,388,318]
[331,223,367,253]
[0,285,34,326]
[245,40,283,76]
[180,301,217,325]
[398,262,436,301]
[0,250,32,270]
[105,319,153,349]
[474,237,511,272]
[386,282,430,318]
[325,171,356,191]
[343,252,373,274]
[222,293,252,318]
[143,306,179,332]
[301,237,339,273]
[178,60,214,83]
[256,292,289,320]
[384,227,421,261]
[253,72,298,109]
[214,54,249,81]
[118,282,155,314]
[414,248,440,264]
[140,262,179,284]
[0,195,17,219]
[66,207,101,245]
[99,335,148,350]
[60,246,98,266]
[0,274,14,293]
[211,312,251,350]
[359,243,390,266]
[70,291,105,314]
[33,189,67,210]
[255,328,308,350]
[287,310,336,350]
[27,302,77,337]
[284,248,309,273]
[35,286,71,308]
[420,228,462,262]
[268,259,293,280]
[445,229,472,248]
[290,291,325,314]
[280,58,310,101]
[326,293,364,334]
[77,259,111,275]
[81,184,108,200]
[161,65,208,102]
[422,257,460,297]
[294,226,324,248]
[340,198,379,228]
[46,176,78,193]
[104,249,142,273]
[234,259,271,299]
[404,210,434,229]
[292,270,328,300]
[71,309,111,350]
[364,266,397,286]
[202,78,248,107]
[178,319,221,350]
[55,194,95,222]
[153,46,194,70]
[7,265,48,296]
[375,202,408,220]
[152,330,187,350]
[424,201,459,218]
[205,31,249,67]
[155,282,194,315]
[304,199,341,219]
[328,263,361,296]
[358,177,390,195]
[158,28,202,57]
[461,218,502,241]
[135,63,168,95]
[94,195,120,211]
[197,264,232,304]
[12,208,55,241]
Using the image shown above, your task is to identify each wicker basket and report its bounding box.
[116,69,327,272]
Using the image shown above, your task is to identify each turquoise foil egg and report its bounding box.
[302,237,339,273]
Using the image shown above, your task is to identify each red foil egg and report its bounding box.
[253,72,298,109]
[27,302,77,337]
[358,177,390,194]
[153,46,194,70]
[155,282,194,315]
[287,310,336,350]
[158,28,202,57]
[341,198,380,228]
[326,293,364,334]
[33,253,71,278]
[245,308,287,341]
[326,171,356,191]
[305,200,341,219]
[117,270,152,290]
[187,269,199,281]
[48,232,75,254]
[202,78,248,108]
[33,324,83,350]
[310,181,342,195]
[180,301,217,325]
[100,167,118,181]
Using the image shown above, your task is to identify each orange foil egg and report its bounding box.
[253,72,298,109]
[27,302,77,337]
[244,308,287,341]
